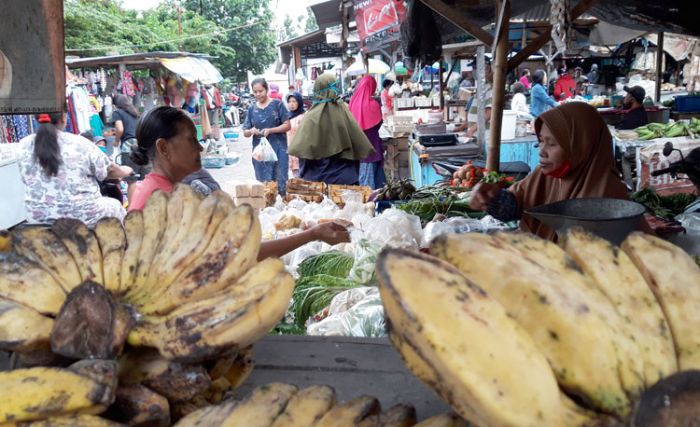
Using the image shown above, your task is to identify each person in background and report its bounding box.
[459,66,475,89]
[519,69,531,91]
[456,63,493,137]
[113,93,147,201]
[510,82,533,121]
[269,83,283,100]
[129,106,350,259]
[617,85,649,130]
[202,83,223,139]
[553,67,576,101]
[349,75,386,189]
[530,70,559,118]
[243,78,291,195]
[286,91,306,178]
[470,103,632,241]
[18,111,132,225]
[289,74,374,185]
[380,72,396,118]
[587,64,600,85]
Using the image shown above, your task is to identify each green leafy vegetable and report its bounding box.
[632,189,697,219]
[291,274,361,327]
[297,251,355,278]
[397,186,484,224]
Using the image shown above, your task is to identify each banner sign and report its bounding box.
[0,0,65,114]
[353,0,407,52]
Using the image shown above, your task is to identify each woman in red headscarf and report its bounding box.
[349,75,385,189]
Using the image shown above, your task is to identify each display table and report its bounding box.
[0,159,26,229]
[409,142,481,187]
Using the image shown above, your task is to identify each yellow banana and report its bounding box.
[51,218,104,285]
[93,217,126,294]
[0,253,66,315]
[119,210,145,295]
[0,298,54,352]
[220,383,298,427]
[562,229,678,386]
[622,232,700,370]
[0,367,115,423]
[173,400,238,427]
[315,395,381,427]
[128,259,293,363]
[5,414,126,426]
[432,233,631,416]
[378,247,597,427]
[128,190,169,298]
[0,229,11,251]
[270,385,336,427]
[139,204,260,315]
[11,226,82,293]
[379,404,416,427]
[413,414,469,427]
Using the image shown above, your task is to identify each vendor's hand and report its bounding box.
[469,183,502,212]
[262,128,271,137]
[311,221,351,246]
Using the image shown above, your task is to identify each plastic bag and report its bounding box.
[252,136,278,162]
[306,287,386,337]
[348,239,382,284]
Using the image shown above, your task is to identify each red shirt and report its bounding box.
[128,173,174,211]
[553,74,576,100]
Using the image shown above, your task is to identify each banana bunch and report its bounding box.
[376,229,700,426]
[176,381,465,427]
[635,120,700,140]
[0,185,294,425]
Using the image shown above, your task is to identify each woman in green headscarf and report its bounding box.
[289,73,375,185]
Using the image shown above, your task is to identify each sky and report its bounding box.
[120,0,311,26]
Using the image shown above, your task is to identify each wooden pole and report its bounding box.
[655,31,664,103]
[487,0,510,172]
[476,46,486,152]
[439,60,445,110]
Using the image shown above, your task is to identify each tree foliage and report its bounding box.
[182,0,276,81]
[63,0,276,82]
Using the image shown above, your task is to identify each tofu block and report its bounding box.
[248,180,265,197]
[234,197,266,210]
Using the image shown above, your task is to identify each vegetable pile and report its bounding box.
[632,188,697,219]
[450,161,515,189]
[397,186,483,224]
[371,179,417,201]
[635,119,700,140]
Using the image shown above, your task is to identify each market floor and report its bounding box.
[207,126,256,184]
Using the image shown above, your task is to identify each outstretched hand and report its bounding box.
[310,221,351,246]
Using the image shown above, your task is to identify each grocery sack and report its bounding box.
[252,136,278,162]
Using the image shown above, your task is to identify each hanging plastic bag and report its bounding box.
[252,136,278,162]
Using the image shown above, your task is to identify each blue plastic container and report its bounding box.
[202,156,226,169]
[675,95,700,113]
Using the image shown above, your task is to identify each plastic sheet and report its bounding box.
[306,287,386,337]
[421,215,510,247]
[348,239,383,284]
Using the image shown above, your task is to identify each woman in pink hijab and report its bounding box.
[349,75,385,189]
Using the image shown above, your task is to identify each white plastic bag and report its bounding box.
[306,287,386,337]
[252,136,278,162]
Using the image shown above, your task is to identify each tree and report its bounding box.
[277,14,299,43]
[182,0,276,82]
[304,7,319,33]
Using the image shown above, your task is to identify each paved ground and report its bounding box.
[207,126,256,184]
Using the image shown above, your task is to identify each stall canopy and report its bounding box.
[65,52,222,84]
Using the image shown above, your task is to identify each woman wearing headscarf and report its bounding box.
[286,92,305,178]
[470,102,630,241]
[349,75,385,189]
[289,74,375,185]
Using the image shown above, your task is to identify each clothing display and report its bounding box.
[0,115,33,143]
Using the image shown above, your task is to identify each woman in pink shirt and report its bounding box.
[129,106,350,260]
[519,69,531,91]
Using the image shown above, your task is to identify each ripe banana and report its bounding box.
[51,218,104,285]
[119,210,145,295]
[413,414,469,427]
[103,384,170,427]
[378,247,596,427]
[174,400,238,427]
[93,217,126,294]
[491,232,645,400]
[8,414,126,426]
[0,298,54,352]
[562,229,678,386]
[128,190,169,297]
[622,232,700,370]
[0,367,114,423]
[11,226,82,293]
[379,404,417,427]
[0,252,66,315]
[127,259,294,362]
[219,382,298,427]
[0,229,11,251]
[315,395,381,427]
[270,385,337,427]
[126,192,223,307]
[432,233,630,416]
[139,204,261,315]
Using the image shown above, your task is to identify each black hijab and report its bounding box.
[286,92,305,119]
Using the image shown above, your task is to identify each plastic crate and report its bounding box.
[675,95,700,113]
[395,98,414,108]
[414,98,432,107]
